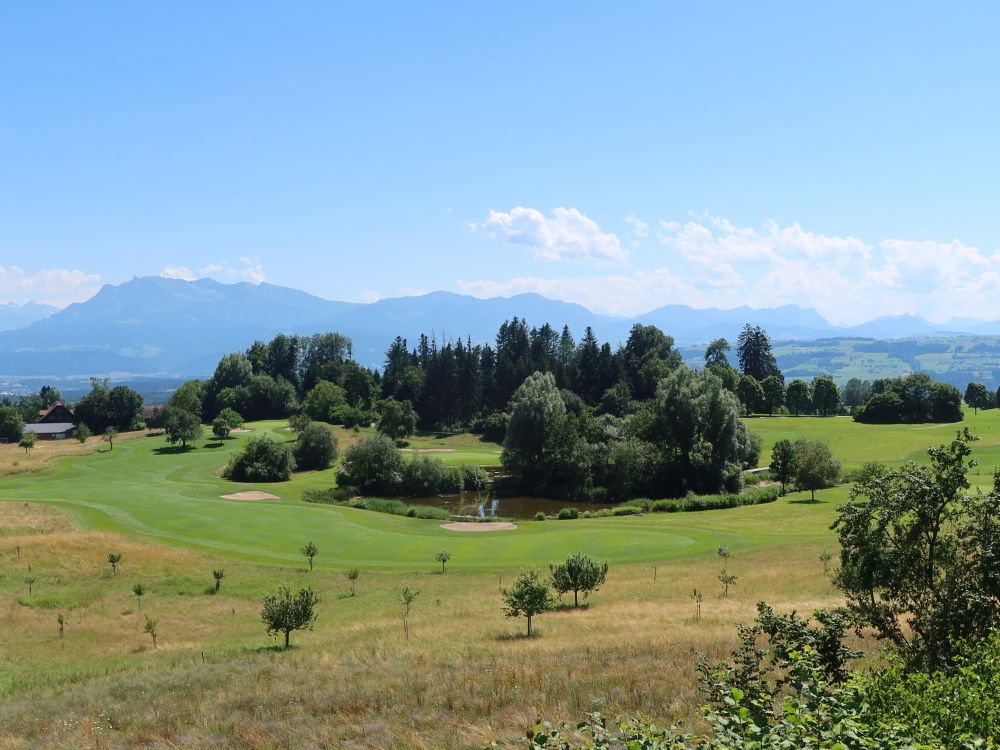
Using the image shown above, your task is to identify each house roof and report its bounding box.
[35,401,74,422]
[24,422,76,435]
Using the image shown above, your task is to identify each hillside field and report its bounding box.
[0,410,996,748]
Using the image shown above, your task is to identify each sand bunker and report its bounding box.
[440,521,517,532]
[230,428,251,433]
[220,491,281,501]
[401,448,457,453]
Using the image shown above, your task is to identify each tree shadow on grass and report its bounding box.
[789,497,825,505]
[253,643,293,653]
[203,442,224,449]
[153,445,194,456]
[496,630,541,641]
[551,602,591,612]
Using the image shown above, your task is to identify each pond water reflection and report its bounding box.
[406,491,615,519]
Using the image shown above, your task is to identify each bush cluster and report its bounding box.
[338,434,490,498]
[623,484,781,513]
[345,497,451,520]
[223,435,296,482]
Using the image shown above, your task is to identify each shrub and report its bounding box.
[217,407,244,429]
[347,497,450,520]
[535,511,546,521]
[401,455,454,496]
[224,435,296,482]
[293,422,338,471]
[557,507,579,520]
[329,404,370,427]
[476,411,509,443]
[460,464,490,491]
[338,434,403,495]
[287,413,312,432]
[377,397,418,440]
[301,487,356,504]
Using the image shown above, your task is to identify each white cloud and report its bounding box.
[482,206,626,262]
[660,215,869,267]
[625,214,649,239]
[237,257,266,284]
[0,265,102,308]
[360,290,380,303]
[462,215,1000,325]
[160,266,196,281]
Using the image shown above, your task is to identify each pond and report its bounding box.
[406,491,616,520]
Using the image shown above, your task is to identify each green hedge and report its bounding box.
[624,484,782,514]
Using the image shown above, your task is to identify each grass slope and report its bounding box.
[2,413,997,747]
[0,421,842,570]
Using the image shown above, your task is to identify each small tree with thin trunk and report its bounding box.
[401,586,419,640]
[793,438,841,502]
[25,576,36,596]
[549,551,609,607]
[820,550,832,574]
[301,541,318,571]
[769,438,798,494]
[103,427,118,451]
[19,432,36,455]
[144,615,158,648]
[108,552,122,575]
[717,545,737,597]
[75,424,91,444]
[133,582,146,610]
[691,588,703,620]
[261,586,319,648]
[346,568,359,596]
[435,550,451,574]
[502,569,554,637]
[213,569,224,593]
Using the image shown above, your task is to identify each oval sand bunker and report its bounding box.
[440,522,517,532]
[220,491,281,501]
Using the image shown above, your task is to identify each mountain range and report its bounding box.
[2,276,1000,377]
[0,302,60,333]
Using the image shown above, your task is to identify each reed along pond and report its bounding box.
[405,491,615,519]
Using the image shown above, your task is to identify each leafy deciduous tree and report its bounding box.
[550,551,609,607]
[261,586,319,648]
[502,569,554,636]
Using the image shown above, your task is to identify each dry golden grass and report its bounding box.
[0,501,844,749]
[0,429,147,478]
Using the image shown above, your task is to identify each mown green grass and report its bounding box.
[2,413,997,747]
[0,420,842,570]
[6,411,1000,572]
[752,405,1000,477]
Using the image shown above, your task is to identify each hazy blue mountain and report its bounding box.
[2,276,998,377]
[843,314,939,339]
[0,302,58,332]
[638,303,836,341]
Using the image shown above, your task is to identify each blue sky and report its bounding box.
[3,2,1000,324]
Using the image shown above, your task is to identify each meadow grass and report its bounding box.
[0,412,995,747]
[0,503,841,749]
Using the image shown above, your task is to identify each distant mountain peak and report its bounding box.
[2,276,1000,377]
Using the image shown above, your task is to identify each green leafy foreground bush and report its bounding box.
[518,609,1000,749]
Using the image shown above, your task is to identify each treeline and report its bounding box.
[0,379,147,442]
